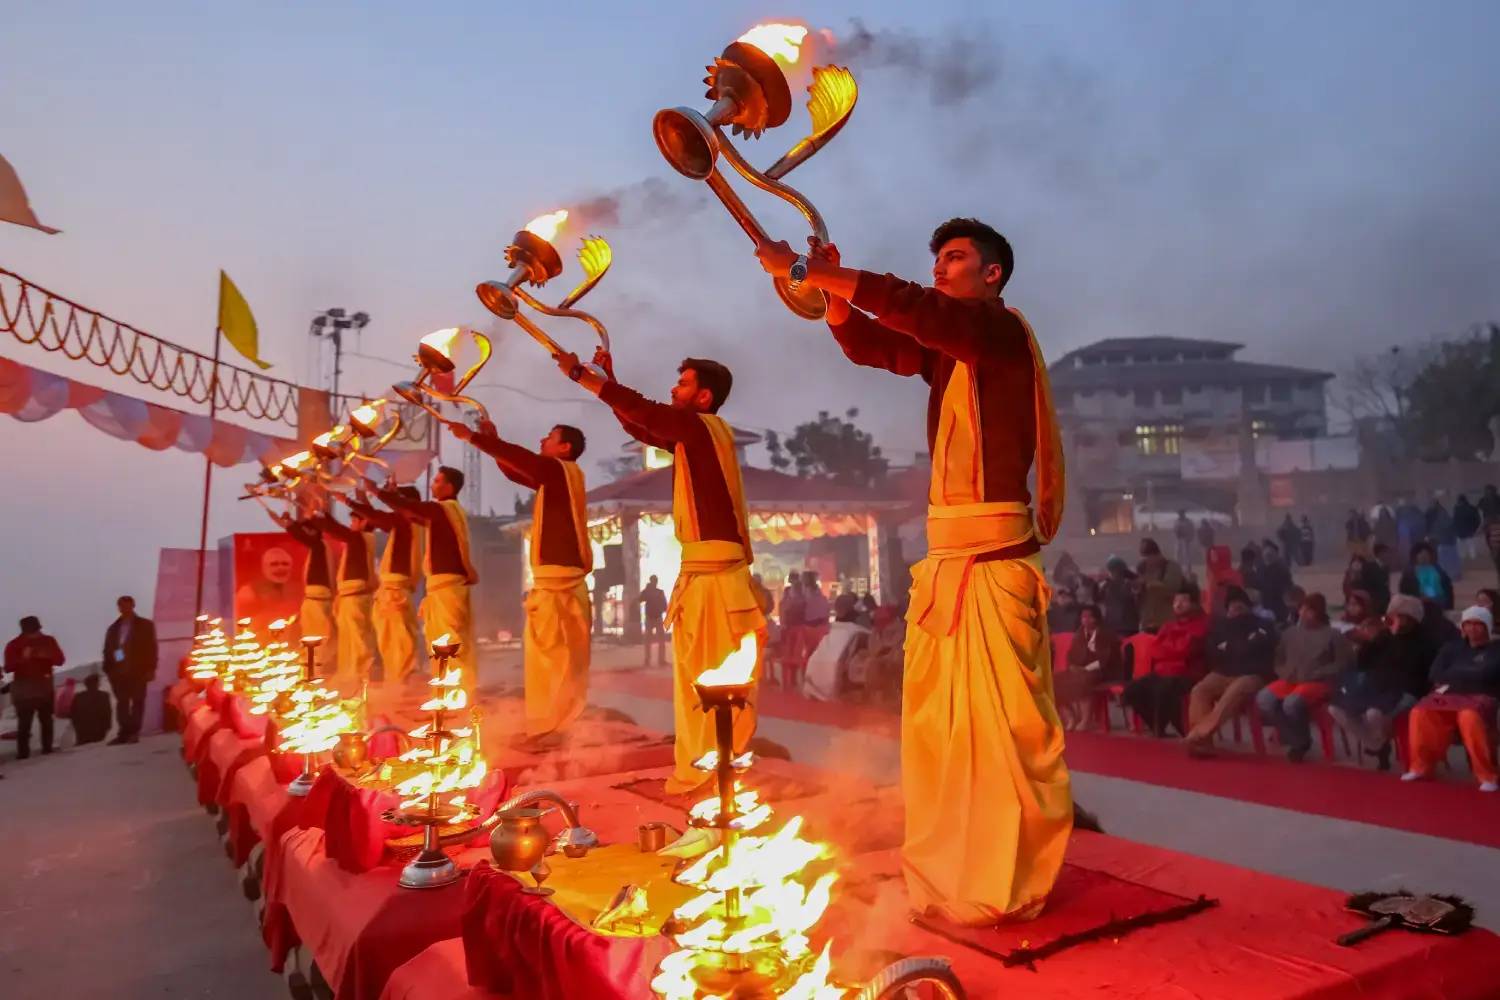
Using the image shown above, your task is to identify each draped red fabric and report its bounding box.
[461,862,673,1000]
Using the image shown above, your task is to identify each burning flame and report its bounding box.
[350,400,383,428]
[696,633,759,687]
[432,633,453,647]
[420,327,461,359]
[738,22,809,65]
[523,209,568,244]
[281,451,314,473]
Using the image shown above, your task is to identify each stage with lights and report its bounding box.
[165,665,1500,1000]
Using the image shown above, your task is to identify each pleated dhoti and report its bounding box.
[901,553,1073,926]
[523,567,592,738]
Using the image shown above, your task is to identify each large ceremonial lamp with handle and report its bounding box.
[392,327,493,426]
[475,213,614,376]
[652,23,858,321]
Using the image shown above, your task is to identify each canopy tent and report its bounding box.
[507,464,912,636]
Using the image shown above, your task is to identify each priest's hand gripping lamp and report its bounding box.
[392,327,493,425]
[652,23,858,320]
[475,213,614,376]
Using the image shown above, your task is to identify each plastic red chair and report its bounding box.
[1247,700,1336,759]
[1051,632,1074,667]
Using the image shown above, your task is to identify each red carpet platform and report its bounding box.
[166,680,1500,1000]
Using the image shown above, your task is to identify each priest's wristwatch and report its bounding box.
[787,253,809,291]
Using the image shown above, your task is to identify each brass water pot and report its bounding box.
[331,732,369,772]
[489,807,550,872]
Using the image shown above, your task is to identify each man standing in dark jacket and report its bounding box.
[1183,587,1277,753]
[102,595,158,744]
[3,616,65,758]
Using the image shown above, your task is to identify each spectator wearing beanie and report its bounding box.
[1183,585,1277,755]
[1255,592,1353,762]
[1328,593,1433,770]
[1402,605,1500,791]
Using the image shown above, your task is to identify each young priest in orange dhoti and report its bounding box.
[453,419,594,739]
[555,349,766,793]
[757,219,1072,926]
[342,487,425,682]
[378,467,479,691]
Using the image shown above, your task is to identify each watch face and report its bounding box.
[790,261,808,280]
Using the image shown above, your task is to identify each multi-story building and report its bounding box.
[1047,337,1333,526]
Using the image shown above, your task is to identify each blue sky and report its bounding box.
[4,0,1500,654]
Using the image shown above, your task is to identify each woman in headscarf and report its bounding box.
[1052,604,1123,731]
[1343,554,1391,615]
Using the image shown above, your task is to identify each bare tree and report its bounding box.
[1330,341,1439,436]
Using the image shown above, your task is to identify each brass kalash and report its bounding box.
[653,23,857,321]
[474,210,614,373]
[651,636,967,1000]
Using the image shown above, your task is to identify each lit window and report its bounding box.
[1252,420,1270,440]
[1135,424,1158,455]
[1162,424,1184,455]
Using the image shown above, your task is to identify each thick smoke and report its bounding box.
[568,177,711,231]
[829,18,1002,107]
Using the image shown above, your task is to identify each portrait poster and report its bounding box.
[230,531,342,630]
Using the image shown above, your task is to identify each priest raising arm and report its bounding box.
[757,221,1073,927]
[338,487,425,682]
[376,468,479,692]
[552,349,766,793]
[448,418,594,740]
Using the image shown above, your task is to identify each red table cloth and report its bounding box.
[263,827,484,1000]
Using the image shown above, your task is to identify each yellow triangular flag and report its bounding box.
[217,270,271,370]
[0,153,60,234]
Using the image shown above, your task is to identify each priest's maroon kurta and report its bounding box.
[598,381,742,545]
[831,270,1042,562]
[471,433,586,569]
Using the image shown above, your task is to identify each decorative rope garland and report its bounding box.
[1,265,435,443]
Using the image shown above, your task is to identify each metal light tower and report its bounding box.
[309,308,371,399]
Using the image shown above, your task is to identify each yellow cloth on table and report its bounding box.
[299,588,336,677]
[524,567,592,737]
[664,414,767,794]
[901,347,1071,927]
[421,574,475,689]
[496,843,698,936]
[373,578,419,681]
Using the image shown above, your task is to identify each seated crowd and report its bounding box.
[1047,538,1500,792]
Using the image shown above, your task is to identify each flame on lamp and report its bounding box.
[350,401,383,428]
[696,633,759,687]
[420,327,461,360]
[523,209,568,244]
[269,618,289,630]
[738,22,810,64]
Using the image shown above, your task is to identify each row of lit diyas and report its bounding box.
[651,636,843,1000]
[385,635,491,889]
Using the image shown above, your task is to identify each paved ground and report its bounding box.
[0,737,278,1000]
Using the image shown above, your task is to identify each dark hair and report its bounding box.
[118,595,135,606]
[1140,538,1161,557]
[1176,585,1201,602]
[396,485,421,501]
[85,673,102,690]
[1479,588,1500,607]
[929,217,1015,292]
[1077,602,1102,621]
[679,358,733,413]
[20,616,41,633]
[1223,585,1251,609]
[553,424,586,460]
[438,465,465,493]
